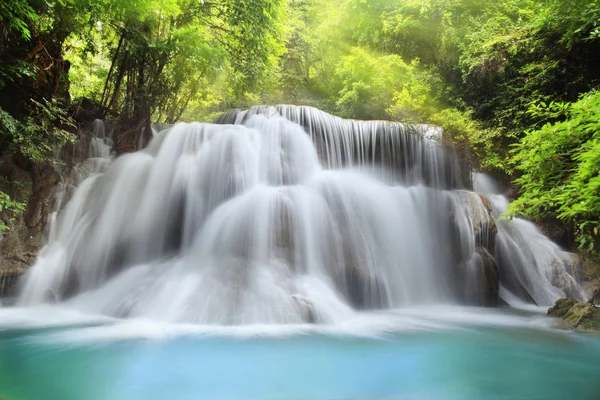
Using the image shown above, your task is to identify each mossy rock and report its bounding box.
[547,298,578,318]
[563,303,600,331]
[548,297,600,331]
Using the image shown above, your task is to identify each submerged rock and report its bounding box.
[548,298,600,331]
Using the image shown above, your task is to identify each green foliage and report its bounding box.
[510,91,600,253]
[335,48,412,119]
[0,0,38,40]
[0,61,36,89]
[0,100,76,164]
[269,0,518,170]
[0,191,26,234]
[60,0,287,122]
[2,0,600,249]
[428,108,505,171]
[456,0,600,137]
[274,0,600,252]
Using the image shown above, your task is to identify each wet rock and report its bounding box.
[548,298,579,318]
[588,287,600,306]
[536,219,569,248]
[25,163,60,231]
[548,298,600,331]
[566,253,585,280]
[0,267,26,298]
[476,247,499,307]
[564,303,600,331]
[457,246,500,306]
[449,192,499,306]
[113,118,151,154]
[450,191,497,254]
[292,294,316,323]
[477,194,493,215]
[548,253,586,301]
[582,255,600,284]
[0,157,53,295]
[475,195,497,251]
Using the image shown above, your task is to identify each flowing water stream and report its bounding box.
[0,106,598,399]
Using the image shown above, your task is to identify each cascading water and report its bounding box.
[13,105,584,324]
[48,120,114,238]
[472,174,585,306]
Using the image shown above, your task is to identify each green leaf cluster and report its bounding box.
[62,0,287,122]
[0,100,76,165]
[0,0,37,40]
[0,191,26,234]
[510,91,600,253]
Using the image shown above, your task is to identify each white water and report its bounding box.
[0,303,561,343]
[10,106,584,325]
[472,174,585,306]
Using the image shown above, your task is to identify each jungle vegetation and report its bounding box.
[0,0,599,253]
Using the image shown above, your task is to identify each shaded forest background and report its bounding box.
[1,0,599,256]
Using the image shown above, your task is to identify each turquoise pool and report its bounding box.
[1,307,599,400]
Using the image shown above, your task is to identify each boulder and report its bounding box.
[548,297,578,318]
[564,303,600,331]
[548,297,600,331]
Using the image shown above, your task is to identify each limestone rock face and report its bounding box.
[0,156,57,296]
[548,298,600,331]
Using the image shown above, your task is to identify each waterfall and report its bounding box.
[472,174,585,306]
[14,106,583,324]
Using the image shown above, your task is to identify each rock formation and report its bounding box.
[548,297,600,331]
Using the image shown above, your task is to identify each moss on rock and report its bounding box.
[548,298,578,318]
[563,303,600,331]
[548,297,600,331]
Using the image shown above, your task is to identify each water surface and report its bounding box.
[1,307,599,400]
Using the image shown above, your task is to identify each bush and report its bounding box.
[509,90,600,253]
